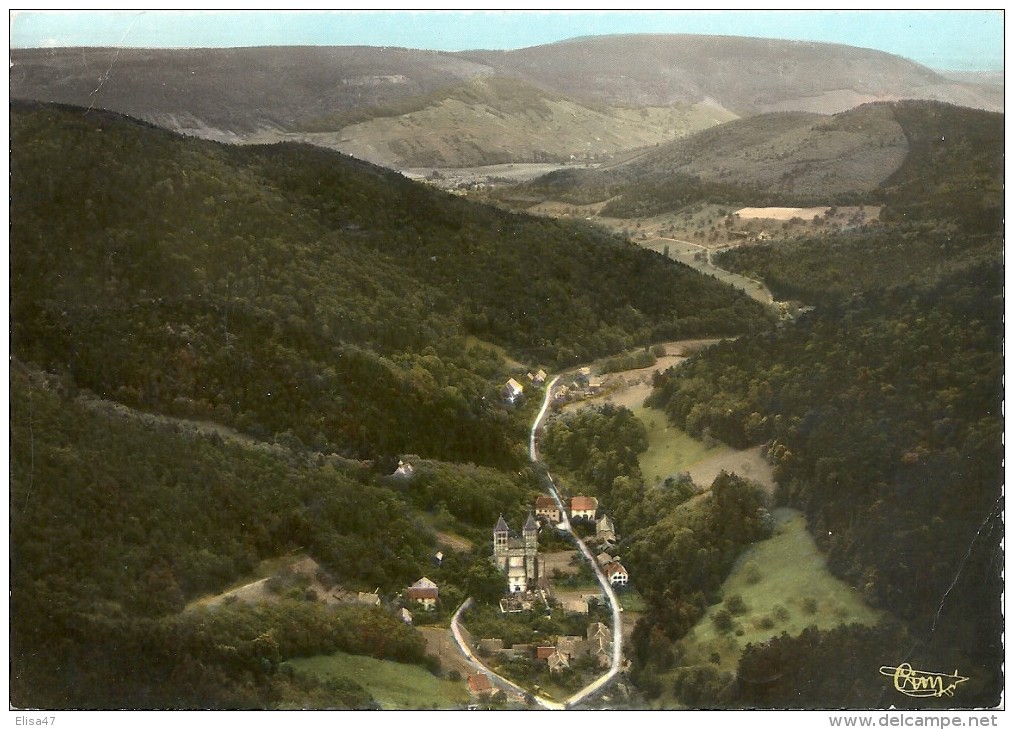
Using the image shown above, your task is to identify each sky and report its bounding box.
[8,9,1005,71]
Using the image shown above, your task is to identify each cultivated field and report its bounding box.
[735,206,831,221]
[418,625,477,679]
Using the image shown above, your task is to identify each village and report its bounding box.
[187,364,636,708]
[397,487,630,706]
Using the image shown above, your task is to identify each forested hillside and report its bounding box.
[646,197,1003,703]
[11,101,771,467]
[9,364,432,707]
[9,100,776,708]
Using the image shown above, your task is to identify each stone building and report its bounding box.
[492,513,542,593]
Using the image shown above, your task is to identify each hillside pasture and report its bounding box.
[676,507,883,674]
[285,651,470,709]
[684,446,775,494]
[633,405,725,487]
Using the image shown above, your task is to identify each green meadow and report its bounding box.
[285,651,470,709]
[677,507,883,674]
[633,405,725,485]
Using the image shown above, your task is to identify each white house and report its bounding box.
[605,562,628,586]
[570,496,598,521]
[502,378,524,404]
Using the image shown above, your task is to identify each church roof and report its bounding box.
[524,512,539,532]
[495,514,510,533]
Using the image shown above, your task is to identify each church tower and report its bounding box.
[493,514,510,564]
[523,512,538,553]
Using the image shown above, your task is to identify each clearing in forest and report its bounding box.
[676,507,883,675]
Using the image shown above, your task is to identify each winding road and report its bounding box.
[450,374,623,709]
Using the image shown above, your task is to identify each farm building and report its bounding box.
[501,378,524,404]
[468,673,496,698]
[534,494,562,523]
[605,562,628,586]
[570,496,598,521]
[405,577,438,609]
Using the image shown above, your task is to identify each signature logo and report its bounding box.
[879,664,969,698]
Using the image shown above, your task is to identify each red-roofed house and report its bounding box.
[605,561,628,586]
[467,673,495,698]
[405,577,438,609]
[535,646,555,660]
[570,496,599,521]
[534,495,561,523]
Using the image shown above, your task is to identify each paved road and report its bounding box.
[448,375,623,709]
[449,598,564,710]
[530,376,624,708]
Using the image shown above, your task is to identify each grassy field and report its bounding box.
[676,507,883,674]
[617,589,647,613]
[285,651,470,709]
[633,404,726,486]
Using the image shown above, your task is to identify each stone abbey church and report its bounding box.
[492,514,544,593]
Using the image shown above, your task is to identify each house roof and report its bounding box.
[495,514,510,533]
[504,378,523,393]
[406,587,438,600]
[468,674,494,694]
[547,651,569,670]
[557,636,583,656]
[596,514,615,530]
[605,562,628,577]
[524,512,539,532]
[412,577,437,590]
[571,496,598,512]
[535,646,555,660]
[480,638,504,651]
[534,495,557,510]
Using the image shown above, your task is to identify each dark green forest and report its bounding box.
[9,94,1003,710]
[9,101,771,708]
[10,364,432,707]
[11,101,770,467]
[646,225,1003,703]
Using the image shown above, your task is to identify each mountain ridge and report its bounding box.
[10,34,1001,162]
